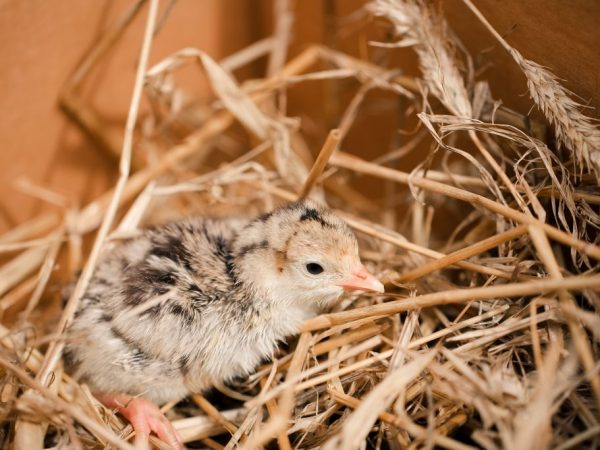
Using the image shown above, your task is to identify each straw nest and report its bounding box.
[1,0,599,449]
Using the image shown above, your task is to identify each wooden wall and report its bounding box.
[1,0,599,233]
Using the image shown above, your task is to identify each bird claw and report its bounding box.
[97,393,183,450]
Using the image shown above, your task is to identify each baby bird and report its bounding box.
[65,200,383,448]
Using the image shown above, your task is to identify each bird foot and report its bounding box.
[96,392,183,450]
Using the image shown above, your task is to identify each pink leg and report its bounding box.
[96,392,183,450]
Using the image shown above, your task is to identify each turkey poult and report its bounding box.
[65,201,384,449]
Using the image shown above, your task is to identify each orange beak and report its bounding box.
[337,265,385,293]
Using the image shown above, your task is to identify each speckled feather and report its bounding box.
[65,201,364,404]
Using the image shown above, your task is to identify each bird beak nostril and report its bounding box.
[336,264,385,293]
[353,265,370,280]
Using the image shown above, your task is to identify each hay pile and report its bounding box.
[1,0,599,449]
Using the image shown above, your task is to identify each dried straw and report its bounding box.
[461,0,600,180]
[1,0,599,449]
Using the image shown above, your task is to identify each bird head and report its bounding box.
[234,201,384,311]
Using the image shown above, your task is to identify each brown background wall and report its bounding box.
[1,0,599,234]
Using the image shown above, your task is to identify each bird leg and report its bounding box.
[96,392,183,450]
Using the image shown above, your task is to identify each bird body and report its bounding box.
[65,201,383,446]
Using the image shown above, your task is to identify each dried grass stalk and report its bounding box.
[369,0,472,117]
[37,0,160,387]
[461,0,600,179]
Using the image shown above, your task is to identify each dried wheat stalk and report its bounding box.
[461,0,600,180]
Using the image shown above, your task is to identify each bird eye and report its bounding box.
[306,262,324,275]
